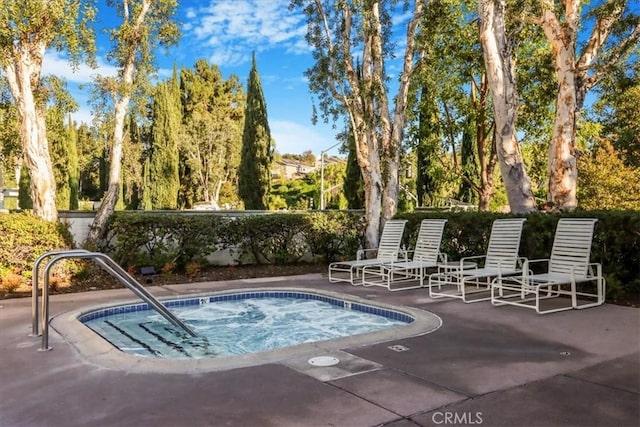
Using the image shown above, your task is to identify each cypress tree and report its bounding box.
[343,132,364,209]
[416,88,441,207]
[47,107,71,209]
[142,156,152,210]
[149,78,181,209]
[18,165,32,209]
[67,116,79,210]
[239,53,272,210]
[457,121,478,204]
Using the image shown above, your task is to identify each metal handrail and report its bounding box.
[32,249,91,336]
[37,251,197,352]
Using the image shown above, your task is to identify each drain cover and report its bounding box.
[388,344,410,352]
[308,356,340,367]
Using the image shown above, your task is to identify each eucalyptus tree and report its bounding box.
[536,0,639,210]
[291,0,425,249]
[0,0,95,221]
[87,0,179,244]
[180,60,245,209]
[239,54,272,210]
[479,0,536,213]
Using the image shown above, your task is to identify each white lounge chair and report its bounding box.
[491,218,605,314]
[361,219,448,291]
[328,219,407,285]
[428,218,526,303]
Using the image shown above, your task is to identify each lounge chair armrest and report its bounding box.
[585,262,602,279]
[357,248,378,260]
[521,258,549,277]
[460,255,486,267]
[460,255,487,262]
[517,256,527,269]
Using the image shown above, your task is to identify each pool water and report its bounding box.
[82,295,411,359]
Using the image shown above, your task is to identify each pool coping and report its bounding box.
[51,287,442,374]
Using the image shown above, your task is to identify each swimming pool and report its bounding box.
[52,287,441,373]
[81,290,413,359]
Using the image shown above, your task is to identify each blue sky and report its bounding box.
[43,0,352,157]
[42,1,637,157]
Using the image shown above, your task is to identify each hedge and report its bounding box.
[1,210,638,304]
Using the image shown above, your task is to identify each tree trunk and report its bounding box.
[547,47,578,210]
[4,50,58,222]
[86,97,128,243]
[354,116,383,251]
[479,0,536,214]
[540,4,579,210]
[472,73,496,212]
[539,0,633,210]
[86,0,153,244]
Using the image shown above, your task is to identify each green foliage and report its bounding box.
[149,80,180,209]
[101,211,364,268]
[47,95,76,210]
[300,212,363,263]
[0,212,75,291]
[179,60,245,209]
[271,176,317,210]
[281,151,316,166]
[0,81,20,186]
[578,140,640,210]
[67,116,79,210]
[231,215,311,265]
[102,212,227,272]
[238,54,272,210]
[457,125,478,204]
[593,60,640,167]
[344,132,364,209]
[121,114,144,210]
[18,166,32,209]
[76,123,103,201]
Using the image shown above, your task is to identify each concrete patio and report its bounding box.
[1,273,638,426]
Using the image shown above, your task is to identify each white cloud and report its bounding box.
[184,0,308,67]
[42,52,118,84]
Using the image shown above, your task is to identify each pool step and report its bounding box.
[102,321,211,358]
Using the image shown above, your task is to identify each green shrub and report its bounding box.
[301,211,363,262]
[0,212,76,290]
[4,208,621,303]
[101,212,227,272]
[232,214,310,265]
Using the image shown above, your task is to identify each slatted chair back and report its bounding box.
[548,218,597,278]
[484,218,526,270]
[412,219,448,263]
[376,219,408,261]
